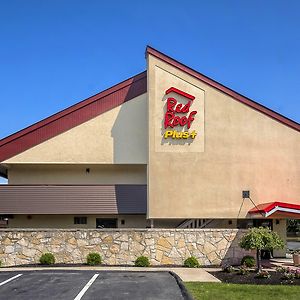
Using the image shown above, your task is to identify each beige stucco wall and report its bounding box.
[8,214,149,229]
[7,215,187,229]
[4,93,147,164]
[273,219,287,257]
[148,54,300,219]
[8,164,147,184]
[7,215,184,229]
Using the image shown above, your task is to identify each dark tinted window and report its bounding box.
[74,216,87,224]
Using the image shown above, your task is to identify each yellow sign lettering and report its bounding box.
[163,130,197,139]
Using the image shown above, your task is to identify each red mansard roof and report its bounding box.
[0,71,147,162]
[249,201,300,218]
[0,46,299,164]
[0,184,147,214]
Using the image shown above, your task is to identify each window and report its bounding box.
[0,216,8,228]
[96,218,117,228]
[237,219,253,229]
[74,216,87,225]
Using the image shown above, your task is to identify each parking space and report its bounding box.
[0,272,18,283]
[0,270,187,300]
[0,272,22,287]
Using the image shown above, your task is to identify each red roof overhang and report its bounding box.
[248,202,300,218]
[1,46,299,164]
[0,71,147,162]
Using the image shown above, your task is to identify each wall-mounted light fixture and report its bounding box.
[242,190,250,198]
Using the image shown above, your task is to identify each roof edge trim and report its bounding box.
[0,71,147,162]
[146,46,300,132]
[0,71,147,147]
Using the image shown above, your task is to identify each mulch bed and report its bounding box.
[209,270,300,285]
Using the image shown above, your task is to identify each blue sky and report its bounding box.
[0,0,299,165]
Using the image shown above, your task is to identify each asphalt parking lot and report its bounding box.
[0,270,189,300]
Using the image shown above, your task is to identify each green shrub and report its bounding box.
[281,271,295,281]
[134,256,150,267]
[39,253,55,265]
[0,259,2,267]
[86,252,102,266]
[241,255,255,268]
[222,264,235,273]
[275,266,287,273]
[184,256,200,268]
[237,265,249,275]
[255,270,271,279]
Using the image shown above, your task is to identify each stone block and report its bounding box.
[110,244,120,254]
[4,246,14,254]
[157,237,172,250]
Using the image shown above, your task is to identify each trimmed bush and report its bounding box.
[241,255,255,268]
[134,256,150,267]
[39,253,55,265]
[184,256,200,268]
[86,252,102,266]
[255,270,271,279]
[275,266,287,273]
[222,264,235,273]
[0,259,2,267]
[237,265,249,275]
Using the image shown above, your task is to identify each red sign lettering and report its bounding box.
[164,97,197,129]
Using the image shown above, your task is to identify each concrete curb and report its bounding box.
[169,271,194,300]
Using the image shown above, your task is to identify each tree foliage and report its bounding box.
[239,227,284,271]
[287,219,300,233]
[239,227,284,251]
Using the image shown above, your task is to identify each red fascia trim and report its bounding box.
[165,87,195,100]
[274,201,300,211]
[249,201,300,214]
[0,71,147,162]
[146,46,300,132]
[249,202,277,213]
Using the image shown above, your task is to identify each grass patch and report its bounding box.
[185,282,300,300]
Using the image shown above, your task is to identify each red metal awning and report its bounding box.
[248,202,300,218]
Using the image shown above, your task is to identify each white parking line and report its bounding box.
[0,274,23,287]
[74,273,99,300]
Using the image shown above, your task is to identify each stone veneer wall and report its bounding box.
[0,229,251,267]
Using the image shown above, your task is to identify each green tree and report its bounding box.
[287,219,300,233]
[239,227,284,271]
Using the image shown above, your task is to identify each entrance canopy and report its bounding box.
[248,201,300,219]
